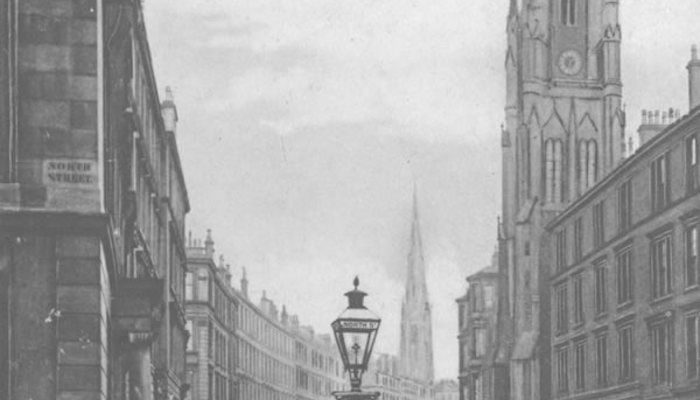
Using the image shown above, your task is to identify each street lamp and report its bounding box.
[331,277,381,400]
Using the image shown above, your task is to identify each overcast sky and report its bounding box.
[144,1,700,380]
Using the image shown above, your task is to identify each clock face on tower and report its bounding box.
[558,49,583,76]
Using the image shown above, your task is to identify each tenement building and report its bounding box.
[183,230,345,400]
[291,323,346,399]
[235,264,345,400]
[185,231,239,400]
[365,353,434,400]
[456,253,499,400]
[434,380,459,400]
[546,48,700,400]
[496,1,625,399]
[0,1,190,400]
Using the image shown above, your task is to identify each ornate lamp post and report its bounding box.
[331,277,381,400]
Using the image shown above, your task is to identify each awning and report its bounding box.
[511,331,538,361]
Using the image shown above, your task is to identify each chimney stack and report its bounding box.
[161,86,178,133]
[204,229,214,258]
[689,45,700,110]
[241,267,249,299]
[637,108,680,147]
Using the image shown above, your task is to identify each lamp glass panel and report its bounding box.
[341,330,370,367]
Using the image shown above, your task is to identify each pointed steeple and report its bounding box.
[406,181,427,296]
[399,182,434,382]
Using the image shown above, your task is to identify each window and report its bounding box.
[594,260,607,315]
[197,269,209,302]
[616,249,633,305]
[574,340,585,391]
[484,286,495,309]
[471,283,481,312]
[650,321,672,385]
[473,328,486,358]
[186,320,194,351]
[185,272,194,300]
[593,201,605,248]
[556,346,569,394]
[651,234,672,299]
[687,314,700,380]
[556,283,569,334]
[572,273,584,325]
[618,179,632,232]
[595,333,608,387]
[618,325,634,382]
[573,217,583,263]
[651,153,671,211]
[545,139,564,204]
[555,229,567,271]
[687,134,699,193]
[561,0,576,26]
[579,139,598,192]
[687,224,699,287]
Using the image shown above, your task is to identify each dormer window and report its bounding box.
[561,0,576,26]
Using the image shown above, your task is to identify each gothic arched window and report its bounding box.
[545,139,564,203]
[579,139,598,193]
[561,0,576,26]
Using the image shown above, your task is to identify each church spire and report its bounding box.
[399,183,434,382]
[406,182,427,295]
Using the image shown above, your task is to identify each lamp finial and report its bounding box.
[353,276,359,289]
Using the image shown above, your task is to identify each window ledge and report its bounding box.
[616,301,634,312]
[650,295,674,306]
[555,329,570,337]
[594,312,609,322]
[684,285,700,294]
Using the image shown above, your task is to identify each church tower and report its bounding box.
[503,0,624,215]
[498,1,624,400]
[399,188,434,383]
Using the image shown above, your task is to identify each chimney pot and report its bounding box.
[161,86,178,133]
[688,44,700,109]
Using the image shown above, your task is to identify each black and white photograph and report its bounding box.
[1,1,700,400]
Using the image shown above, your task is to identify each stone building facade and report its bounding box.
[0,1,190,399]
[291,323,346,399]
[492,2,700,400]
[496,1,625,400]
[546,48,700,400]
[184,232,239,400]
[456,255,499,400]
[183,231,346,400]
[365,353,434,400]
[434,380,459,400]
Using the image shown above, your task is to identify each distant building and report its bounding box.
[434,380,459,400]
[184,232,239,400]
[291,323,346,399]
[365,353,434,400]
[399,189,435,388]
[456,253,499,400]
[184,231,345,400]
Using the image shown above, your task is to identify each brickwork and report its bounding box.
[547,107,700,400]
[14,0,101,212]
